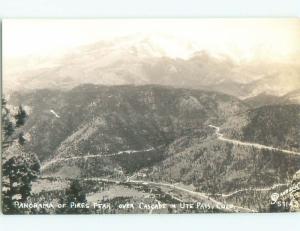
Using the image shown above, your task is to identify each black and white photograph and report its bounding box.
[2,18,300,215]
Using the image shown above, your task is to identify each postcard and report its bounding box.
[2,19,300,214]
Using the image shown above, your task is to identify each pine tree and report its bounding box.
[2,99,14,149]
[58,179,89,214]
[1,97,40,214]
[15,106,27,128]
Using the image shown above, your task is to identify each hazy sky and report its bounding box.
[3,18,300,61]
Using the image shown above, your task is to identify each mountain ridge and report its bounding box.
[5,36,300,99]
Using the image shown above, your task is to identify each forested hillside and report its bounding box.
[10,85,247,175]
[223,105,300,151]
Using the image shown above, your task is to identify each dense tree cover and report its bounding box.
[10,84,246,163]
[243,105,300,150]
[2,98,40,214]
[7,86,300,213]
[225,104,300,151]
[57,179,89,214]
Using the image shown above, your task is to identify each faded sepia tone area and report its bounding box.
[2,19,300,214]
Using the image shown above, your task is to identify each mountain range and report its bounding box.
[9,85,300,199]
[4,35,300,212]
[5,35,300,100]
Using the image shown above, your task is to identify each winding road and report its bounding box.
[41,147,154,170]
[43,124,299,171]
[83,177,255,213]
[208,125,300,156]
[40,124,300,213]
[217,183,289,198]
